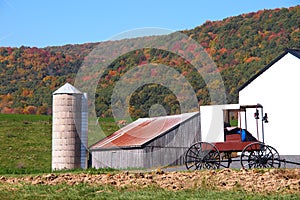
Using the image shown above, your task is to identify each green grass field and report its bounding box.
[0,114,122,174]
[98,117,120,136]
[0,114,52,174]
[0,183,298,200]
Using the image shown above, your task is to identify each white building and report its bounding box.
[239,49,300,155]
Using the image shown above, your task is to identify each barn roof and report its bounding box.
[90,112,199,150]
[238,49,300,92]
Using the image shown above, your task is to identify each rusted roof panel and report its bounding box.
[91,112,198,149]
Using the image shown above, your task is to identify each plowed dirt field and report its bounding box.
[1,168,299,194]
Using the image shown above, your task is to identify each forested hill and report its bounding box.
[0,6,299,117]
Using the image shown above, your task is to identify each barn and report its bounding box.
[239,49,300,156]
[90,112,200,169]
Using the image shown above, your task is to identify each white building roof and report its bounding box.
[53,83,82,95]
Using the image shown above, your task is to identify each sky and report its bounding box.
[0,0,299,48]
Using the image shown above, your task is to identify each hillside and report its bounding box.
[0,6,299,117]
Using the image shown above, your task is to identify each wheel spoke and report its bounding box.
[186,163,195,169]
[185,142,220,170]
[188,149,198,156]
[266,151,272,158]
[266,145,281,168]
[197,162,204,170]
[186,154,200,160]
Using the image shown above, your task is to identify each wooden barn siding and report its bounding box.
[91,148,144,169]
[142,113,200,168]
[143,147,187,168]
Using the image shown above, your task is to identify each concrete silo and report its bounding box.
[52,83,88,170]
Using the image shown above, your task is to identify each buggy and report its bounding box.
[185,104,293,170]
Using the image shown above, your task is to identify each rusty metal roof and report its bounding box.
[90,112,199,150]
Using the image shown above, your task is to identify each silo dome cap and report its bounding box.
[53,83,82,95]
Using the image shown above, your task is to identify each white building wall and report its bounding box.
[239,53,300,155]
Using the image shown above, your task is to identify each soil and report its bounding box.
[0,168,299,194]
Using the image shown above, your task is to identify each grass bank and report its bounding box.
[0,114,52,174]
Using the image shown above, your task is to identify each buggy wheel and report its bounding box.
[185,142,220,170]
[266,145,281,168]
[240,142,275,169]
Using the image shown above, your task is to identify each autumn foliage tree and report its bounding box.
[0,6,299,117]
